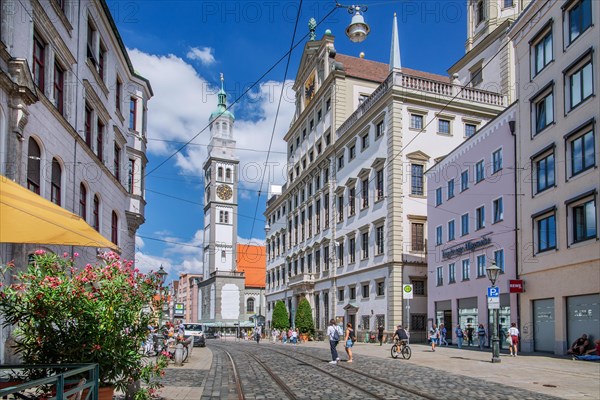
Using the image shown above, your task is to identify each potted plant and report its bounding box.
[0,251,166,399]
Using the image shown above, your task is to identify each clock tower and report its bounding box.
[203,74,238,277]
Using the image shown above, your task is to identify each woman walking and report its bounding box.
[508,322,520,357]
[455,324,464,349]
[477,324,487,350]
[344,323,355,362]
[429,324,439,352]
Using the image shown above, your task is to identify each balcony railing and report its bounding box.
[288,272,316,286]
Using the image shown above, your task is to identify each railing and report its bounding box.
[288,272,316,286]
[209,270,244,278]
[0,363,99,400]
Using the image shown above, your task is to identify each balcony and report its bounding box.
[288,272,316,287]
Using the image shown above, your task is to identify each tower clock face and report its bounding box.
[216,184,233,201]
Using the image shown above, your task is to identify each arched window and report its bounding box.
[218,167,223,179]
[111,211,118,245]
[247,298,255,313]
[225,168,232,181]
[221,250,226,261]
[27,137,41,194]
[93,195,100,231]
[50,158,62,205]
[79,183,87,220]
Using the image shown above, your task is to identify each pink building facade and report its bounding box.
[426,104,518,345]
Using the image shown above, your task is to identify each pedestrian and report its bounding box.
[291,328,298,345]
[282,330,287,344]
[440,323,448,346]
[508,322,520,357]
[466,324,474,346]
[477,323,487,350]
[344,323,355,362]
[429,324,439,352]
[455,324,464,349]
[327,319,341,364]
[377,324,384,346]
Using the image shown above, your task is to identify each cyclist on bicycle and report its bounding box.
[392,324,409,345]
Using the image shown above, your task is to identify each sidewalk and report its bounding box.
[159,338,600,399]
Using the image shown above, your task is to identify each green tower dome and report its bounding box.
[209,74,235,122]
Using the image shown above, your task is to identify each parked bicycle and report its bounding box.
[391,339,411,360]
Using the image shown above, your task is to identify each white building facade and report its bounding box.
[0,0,151,362]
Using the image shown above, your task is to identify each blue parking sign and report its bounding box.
[487,287,500,297]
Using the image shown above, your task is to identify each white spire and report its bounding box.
[390,12,401,71]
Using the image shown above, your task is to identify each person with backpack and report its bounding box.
[327,319,341,364]
[455,324,465,349]
[344,323,356,363]
[439,323,448,346]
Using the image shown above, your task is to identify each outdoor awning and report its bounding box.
[0,178,117,249]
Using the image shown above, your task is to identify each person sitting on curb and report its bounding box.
[567,334,590,356]
[573,339,600,361]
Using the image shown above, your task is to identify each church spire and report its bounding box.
[389,12,401,71]
[210,73,235,122]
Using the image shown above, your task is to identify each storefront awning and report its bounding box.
[0,178,117,249]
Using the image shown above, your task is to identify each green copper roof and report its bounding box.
[210,74,235,122]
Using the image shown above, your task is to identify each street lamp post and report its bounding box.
[486,262,501,363]
[157,265,168,326]
[336,3,370,43]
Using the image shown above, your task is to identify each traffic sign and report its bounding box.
[488,296,500,309]
[487,286,500,297]
[402,284,413,299]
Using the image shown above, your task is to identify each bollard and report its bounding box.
[174,343,183,366]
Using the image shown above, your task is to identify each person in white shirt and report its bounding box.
[326,319,341,364]
[508,322,520,357]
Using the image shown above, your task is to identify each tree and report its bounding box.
[272,300,290,330]
[294,298,315,336]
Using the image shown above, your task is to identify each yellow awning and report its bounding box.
[0,177,117,249]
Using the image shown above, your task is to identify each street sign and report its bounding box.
[487,286,500,309]
[487,286,500,297]
[402,284,413,299]
[509,280,524,293]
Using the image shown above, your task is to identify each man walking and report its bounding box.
[327,319,341,364]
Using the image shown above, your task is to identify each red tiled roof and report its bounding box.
[237,244,266,288]
[335,54,451,83]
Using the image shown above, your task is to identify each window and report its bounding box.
[116,79,122,112]
[493,198,504,223]
[361,231,369,259]
[27,138,41,194]
[358,94,369,105]
[492,149,502,173]
[410,114,423,129]
[226,168,232,181]
[438,119,451,135]
[476,206,485,230]
[568,0,592,44]
[361,133,369,150]
[504,0,513,8]
[84,105,92,147]
[435,188,442,206]
[413,279,426,296]
[128,159,135,194]
[247,298,255,313]
[436,266,443,286]
[411,164,424,195]
[376,121,384,138]
[475,162,485,184]
[98,43,106,80]
[87,21,96,63]
[448,179,455,199]
[349,145,356,160]
[337,153,344,169]
[349,187,356,215]
[470,66,483,87]
[361,283,369,299]
[325,133,331,145]
[219,211,229,224]
[326,98,331,111]
[318,109,322,121]
[338,288,344,302]
[337,195,344,223]
[436,226,443,246]
[79,183,87,220]
[376,226,384,255]
[92,195,100,231]
[465,123,477,138]
[533,29,552,76]
[51,158,61,206]
[536,212,556,252]
[310,120,314,131]
[376,281,385,296]
[324,194,330,228]
[449,263,456,283]
[476,0,485,24]
[494,249,505,273]
[572,199,596,243]
[462,259,470,281]
[111,211,118,244]
[309,150,314,162]
[535,152,555,193]
[349,237,356,263]
[33,34,45,90]
[337,242,344,266]
[461,170,469,192]
[475,255,485,278]
[534,90,554,133]
[349,286,356,300]
[376,169,384,201]
[96,120,104,161]
[361,178,369,208]
[567,59,593,110]
[570,129,595,176]
[113,144,121,181]
[129,98,137,130]
[448,220,455,241]
[412,222,425,251]
[53,63,64,114]
[461,213,469,236]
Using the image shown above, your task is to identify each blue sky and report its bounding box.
[111,1,469,280]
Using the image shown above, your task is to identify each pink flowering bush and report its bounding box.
[0,251,166,395]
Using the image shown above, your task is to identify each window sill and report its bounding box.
[436,132,453,137]
[475,226,486,231]
[491,168,502,175]
[409,126,423,132]
[409,194,426,199]
[569,164,596,180]
[448,280,456,284]
[462,278,470,282]
[531,59,554,80]
[533,122,555,138]
[535,247,558,256]
[492,219,504,225]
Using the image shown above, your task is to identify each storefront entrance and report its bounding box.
[533,298,555,352]
[567,294,599,348]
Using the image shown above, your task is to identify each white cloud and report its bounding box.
[134,251,172,274]
[186,47,216,66]
[238,235,265,246]
[135,236,145,249]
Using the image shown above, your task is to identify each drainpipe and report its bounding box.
[509,119,521,339]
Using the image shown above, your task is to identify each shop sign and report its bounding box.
[509,280,524,293]
[442,235,492,260]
